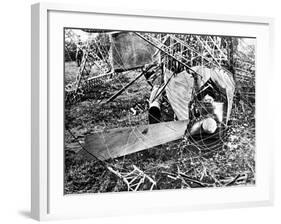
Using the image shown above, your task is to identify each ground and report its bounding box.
[64,61,255,194]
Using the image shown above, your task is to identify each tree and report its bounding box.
[64,29,79,62]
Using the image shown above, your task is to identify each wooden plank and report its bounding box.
[82,120,189,161]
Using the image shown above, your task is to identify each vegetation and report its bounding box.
[64,61,255,194]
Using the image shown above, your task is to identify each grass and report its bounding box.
[64,61,79,85]
[64,61,255,194]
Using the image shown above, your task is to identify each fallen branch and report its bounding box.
[107,165,156,191]
[225,173,248,186]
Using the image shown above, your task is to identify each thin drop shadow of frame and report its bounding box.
[18,210,32,219]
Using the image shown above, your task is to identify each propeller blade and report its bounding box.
[82,120,189,161]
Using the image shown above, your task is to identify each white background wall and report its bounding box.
[0,0,279,223]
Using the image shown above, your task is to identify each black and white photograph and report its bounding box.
[64,28,256,194]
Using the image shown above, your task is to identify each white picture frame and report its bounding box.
[31,2,274,221]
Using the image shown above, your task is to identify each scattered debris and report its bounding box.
[107,165,156,191]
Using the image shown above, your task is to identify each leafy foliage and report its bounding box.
[64,29,78,62]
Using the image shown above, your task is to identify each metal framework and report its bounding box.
[65,31,255,104]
